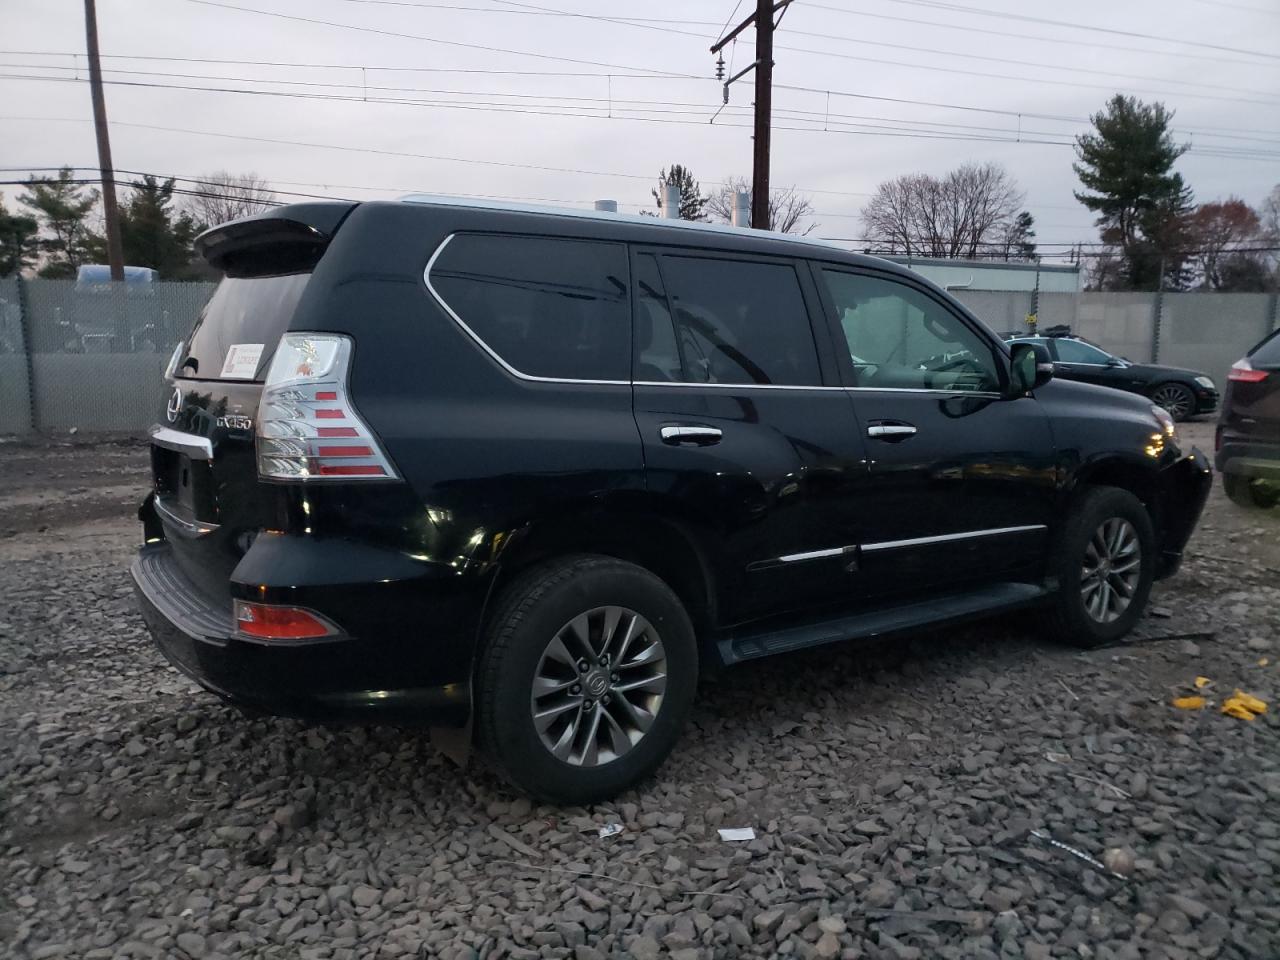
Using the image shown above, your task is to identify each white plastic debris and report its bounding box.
[598,823,624,839]
[718,827,756,842]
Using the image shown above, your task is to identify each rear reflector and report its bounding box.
[234,599,341,641]
[256,334,398,481]
[1228,359,1269,383]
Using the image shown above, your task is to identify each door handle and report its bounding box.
[867,421,917,440]
[660,424,723,446]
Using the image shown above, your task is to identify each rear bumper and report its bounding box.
[1154,446,1213,579]
[131,541,476,726]
[1215,439,1280,481]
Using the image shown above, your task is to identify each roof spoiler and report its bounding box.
[194,202,356,276]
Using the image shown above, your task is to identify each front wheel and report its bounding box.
[1223,472,1280,510]
[1046,487,1157,648]
[1150,382,1195,421]
[476,555,698,804]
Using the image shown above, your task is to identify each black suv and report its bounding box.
[1005,330,1218,421]
[1217,328,1280,509]
[132,199,1211,802]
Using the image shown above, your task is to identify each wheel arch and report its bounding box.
[484,503,719,640]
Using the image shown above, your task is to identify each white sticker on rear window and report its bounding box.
[220,343,264,379]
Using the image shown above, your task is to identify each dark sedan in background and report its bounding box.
[1005,329,1218,421]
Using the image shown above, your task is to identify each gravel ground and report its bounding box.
[2,421,1278,960]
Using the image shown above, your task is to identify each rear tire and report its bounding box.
[476,555,698,804]
[1046,486,1156,649]
[1223,472,1280,510]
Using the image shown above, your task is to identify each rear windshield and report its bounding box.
[179,272,309,381]
[1250,329,1280,367]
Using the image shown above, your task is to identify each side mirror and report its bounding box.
[1106,356,1123,367]
[1008,341,1053,398]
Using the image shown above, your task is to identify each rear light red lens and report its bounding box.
[316,464,387,476]
[1228,359,1269,382]
[234,600,339,641]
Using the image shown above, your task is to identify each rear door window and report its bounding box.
[181,273,310,381]
[429,234,630,381]
[1054,339,1111,364]
[650,255,821,386]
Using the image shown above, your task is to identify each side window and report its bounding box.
[429,234,630,381]
[632,254,682,382]
[657,256,821,386]
[1054,339,1110,364]
[819,269,1001,392]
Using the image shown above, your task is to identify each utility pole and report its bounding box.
[711,0,791,231]
[84,0,124,281]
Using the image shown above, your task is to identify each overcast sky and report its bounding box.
[3,0,1279,259]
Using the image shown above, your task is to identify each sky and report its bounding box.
[2,0,1279,261]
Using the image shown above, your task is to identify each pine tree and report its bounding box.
[19,167,103,278]
[652,165,709,221]
[1073,95,1193,290]
[118,176,202,278]
[0,193,39,277]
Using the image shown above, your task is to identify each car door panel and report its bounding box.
[812,264,1058,597]
[629,249,870,625]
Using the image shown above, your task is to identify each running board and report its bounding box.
[719,582,1049,665]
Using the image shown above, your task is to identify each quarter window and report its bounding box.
[820,270,1000,392]
[429,234,630,381]
[650,256,821,386]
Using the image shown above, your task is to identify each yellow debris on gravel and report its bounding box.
[1194,676,1212,689]
[1172,696,1206,710]
[1221,690,1268,721]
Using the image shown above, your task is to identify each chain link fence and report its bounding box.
[1,278,215,434]
[0,278,1277,436]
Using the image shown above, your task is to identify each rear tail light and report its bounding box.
[1228,358,1269,383]
[234,599,341,641]
[256,334,398,480]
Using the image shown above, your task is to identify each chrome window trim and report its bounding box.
[423,234,630,386]
[860,524,1046,554]
[149,424,213,460]
[424,235,1004,398]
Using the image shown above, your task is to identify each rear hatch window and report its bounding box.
[180,273,310,381]
[1250,330,1280,368]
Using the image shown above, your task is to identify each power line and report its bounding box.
[12,49,1280,144]
[0,115,879,199]
[179,0,1280,106]
[0,49,695,79]
[881,0,1280,61]
[182,0,701,78]
[449,0,1280,101]
[9,70,1279,163]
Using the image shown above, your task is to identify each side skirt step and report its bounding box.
[719,582,1049,665]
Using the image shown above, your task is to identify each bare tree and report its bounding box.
[1188,198,1262,290]
[860,162,1024,259]
[184,172,277,227]
[707,176,816,235]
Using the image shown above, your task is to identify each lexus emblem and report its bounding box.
[166,386,183,423]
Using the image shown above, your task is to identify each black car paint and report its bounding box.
[133,200,1212,730]
[1011,336,1219,417]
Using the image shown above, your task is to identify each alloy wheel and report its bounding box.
[1080,517,1142,623]
[529,606,668,767]
[1151,384,1192,420]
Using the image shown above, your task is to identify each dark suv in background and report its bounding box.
[1005,329,1218,421]
[1217,329,1280,509]
[132,198,1211,802]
